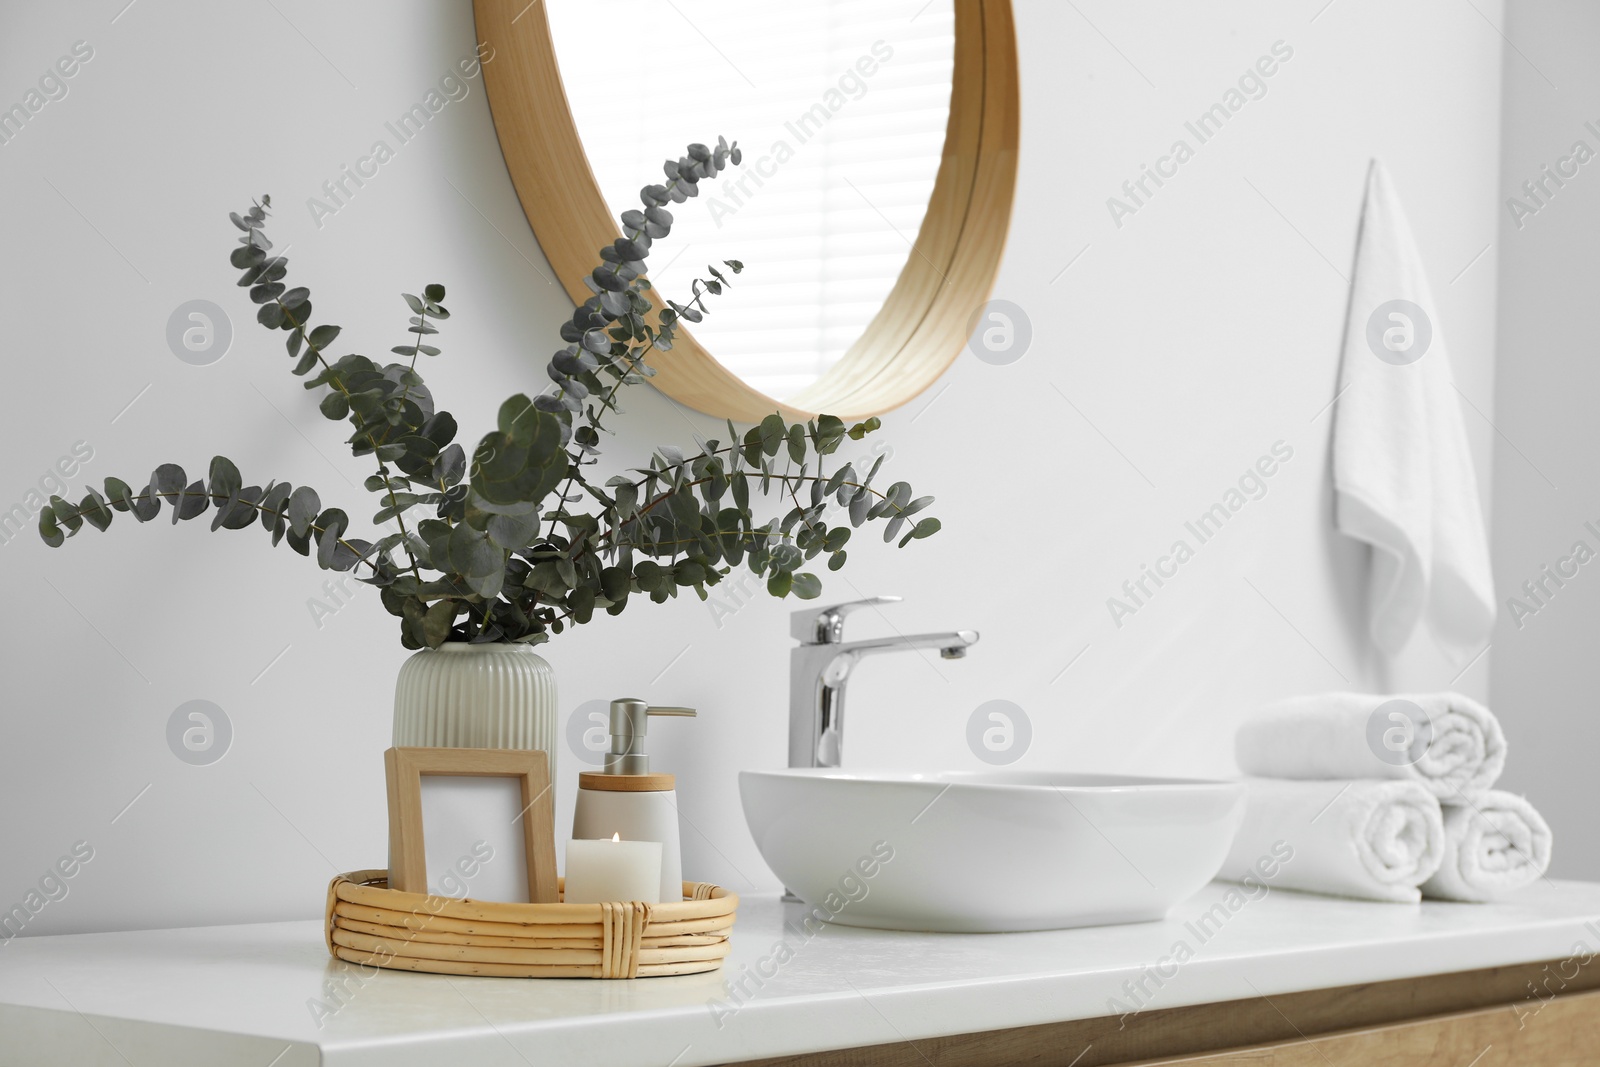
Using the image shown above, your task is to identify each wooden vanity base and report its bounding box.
[737,957,1600,1066]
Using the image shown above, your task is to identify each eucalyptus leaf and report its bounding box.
[38,507,64,547]
[208,456,242,498]
[486,510,540,550]
[287,486,321,537]
[174,481,209,522]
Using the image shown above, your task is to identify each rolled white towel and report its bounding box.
[1235,691,1506,800]
[1218,779,1445,903]
[1421,791,1553,902]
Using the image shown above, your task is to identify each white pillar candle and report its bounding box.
[564,834,663,904]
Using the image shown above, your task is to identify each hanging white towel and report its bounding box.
[1332,160,1495,654]
[1421,791,1553,902]
[1217,779,1445,903]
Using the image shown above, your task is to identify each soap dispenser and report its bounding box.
[572,699,695,903]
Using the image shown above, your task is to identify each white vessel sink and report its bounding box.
[739,769,1245,933]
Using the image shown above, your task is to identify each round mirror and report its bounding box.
[548,0,955,404]
[475,0,1017,421]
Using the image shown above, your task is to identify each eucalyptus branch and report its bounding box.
[39,138,942,650]
[274,296,424,581]
[594,472,898,548]
[39,467,385,578]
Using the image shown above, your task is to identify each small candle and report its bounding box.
[564,833,663,904]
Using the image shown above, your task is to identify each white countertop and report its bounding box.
[3,880,1599,1067]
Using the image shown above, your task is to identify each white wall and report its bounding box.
[0,0,1504,936]
[1489,0,1600,880]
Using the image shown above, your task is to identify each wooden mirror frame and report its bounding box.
[474,0,1019,422]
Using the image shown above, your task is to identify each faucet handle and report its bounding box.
[791,596,903,644]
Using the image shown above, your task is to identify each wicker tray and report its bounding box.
[325,870,736,979]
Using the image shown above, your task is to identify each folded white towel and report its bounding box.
[1333,160,1495,655]
[1421,792,1553,902]
[1235,691,1506,801]
[1218,779,1445,903]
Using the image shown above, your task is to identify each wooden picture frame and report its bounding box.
[473,0,1019,421]
[384,747,559,903]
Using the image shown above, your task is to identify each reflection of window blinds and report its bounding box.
[546,1,955,402]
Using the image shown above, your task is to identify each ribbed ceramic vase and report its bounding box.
[391,643,558,765]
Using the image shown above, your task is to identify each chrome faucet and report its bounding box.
[788,597,978,769]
